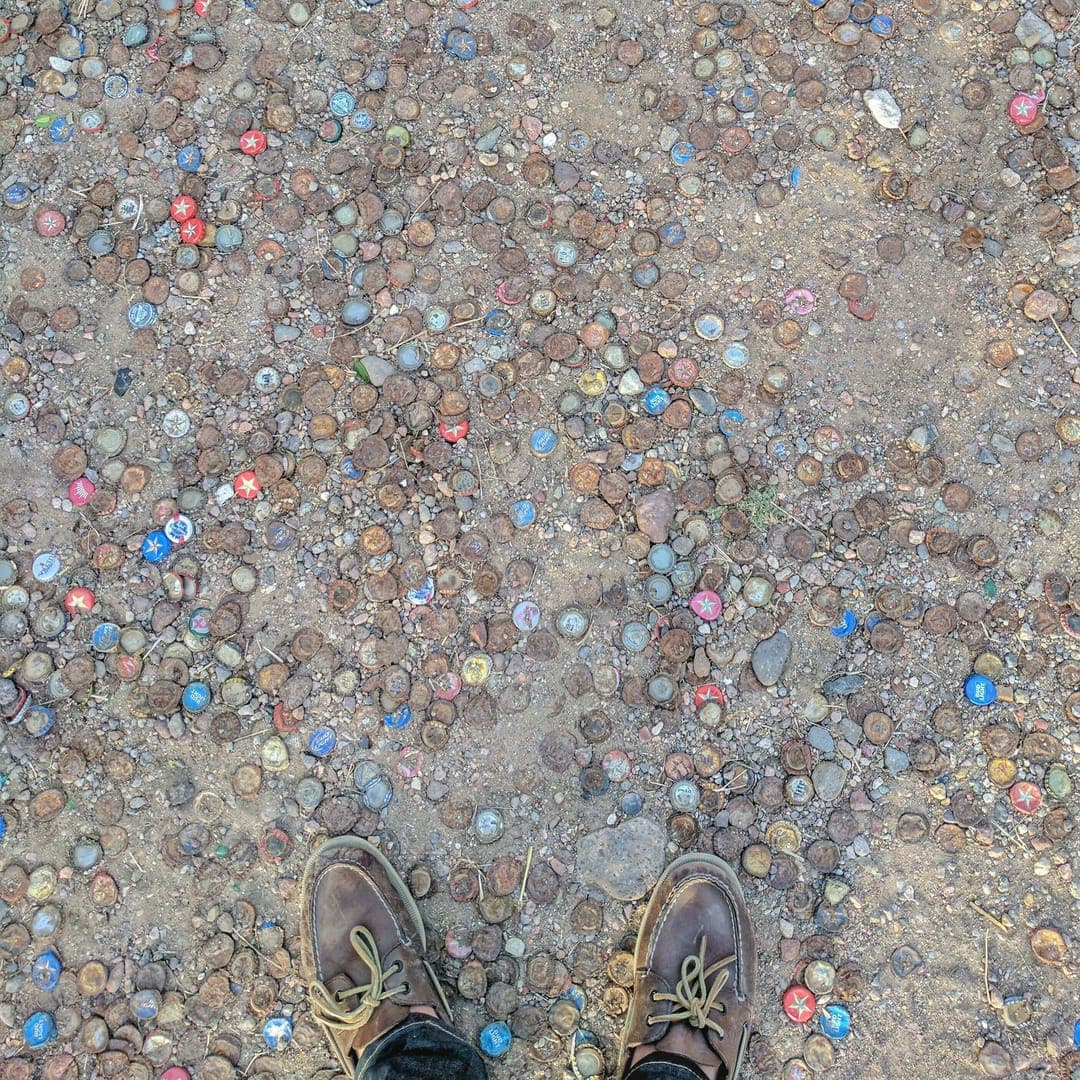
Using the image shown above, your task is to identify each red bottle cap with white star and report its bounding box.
[694,683,726,708]
[1008,781,1042,815]
[234,470,262,499]
[782,985,817,1024]
[64,587,96,615]
[179,218,207,244]
[439,418,470,443]
[690,589,723,620]
[35,207,67,237]
[239,129,268,156]
[170,195,198,222]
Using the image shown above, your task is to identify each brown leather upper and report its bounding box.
[620,854,756,1077]
[301,840,449,1073]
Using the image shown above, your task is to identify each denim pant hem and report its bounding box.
[356,1016,488,1080]
[623,1050,714,1080]
[356,1017,717,1080]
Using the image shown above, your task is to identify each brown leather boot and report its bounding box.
[300,836,453,1075]
[617,853,755,1079]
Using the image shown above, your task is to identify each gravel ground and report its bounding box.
[0,0,1077,1078]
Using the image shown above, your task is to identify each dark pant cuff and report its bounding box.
[624,1049,720,1080]
[355,1016,488,1080]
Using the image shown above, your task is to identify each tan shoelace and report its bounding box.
[308,926,407,1034]
[647,937,735,1037]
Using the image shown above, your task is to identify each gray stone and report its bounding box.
[838,717,863,744]
[752,631,790,686]
[822,673,865,697]
[576,818,667,901]
[634,488,677,544]
[1014,10,1054,46]
[356,353,395,388]
[273,324,301,344]
[806,724,835,754]
[883,747,910,773]
[812,760,847,802]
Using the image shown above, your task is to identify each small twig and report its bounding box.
[234,726,271,743]
[969,900,1010,934]
[255,637,285,663]
[1048,313,1077,357]
[407,174,447,221]
[517,846,534,909]
[982,928,991,1004]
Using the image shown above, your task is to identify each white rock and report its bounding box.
[1052,236,1080,269]
[864,88,902,130]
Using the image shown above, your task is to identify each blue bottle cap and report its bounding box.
[870,13,894,34]
[529,427,558,457]
[723,343,749,368]
[182,682,211,713]
[509,499,536,527]
[478,1021,512,1057]
[141,530,172,563]
[384,704,412,730]
[647,544,676,573]
[24,1011,57,1048]
[644,574,673,605]
[444,28,477,60]
[643,386,671,415]
[31,950,63,992]
[177,145,201,171]
[92,622,121,651]
[621,622,650,653]
[964,674,997,706]
[24,705,55,738]
[718,409,745,437]
[4,182,31,209]
[163,514,195,545]
[561,984,587,1010]
[341,456,362,480]
[620,791,643,816]
[103,74,129,99]
[830,609,858,638]
[658,220,686,247]
[130,989,160,1019]
[32,552,62,582]
[48,117,75,143]
[328,90,356,117]
[820,1003,851,1040]
[351,110,376,132]
[732,85,759,112]
[670,141,696,165]
[484,308,512,336]
[405,576,435,606]
[308,726,337,757]
[127,301,158,329]
[215,224,243,253]
[263,1015,293,1050]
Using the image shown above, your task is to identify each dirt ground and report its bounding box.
[0,0,1077,1078]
